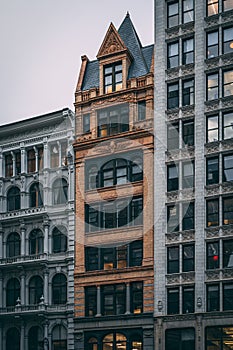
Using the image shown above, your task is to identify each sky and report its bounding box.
[0,0,153,125]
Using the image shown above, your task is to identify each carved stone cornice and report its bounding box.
[166,109,179,122]
[206,227,220,238]
[205,100,220,113]
[166,232,180,244]
[222,268,233,279]
[205,184,220,197]
[205,57,220,70]
[181,272,195,283]
[166,274,180,285]
[205,142,220,155]
[181,230,195,242]
[222,96,233,109]
[206,270,220,281]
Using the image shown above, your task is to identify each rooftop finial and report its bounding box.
[126,11,130,17]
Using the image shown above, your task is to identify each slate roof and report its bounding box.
[81,13,153,91]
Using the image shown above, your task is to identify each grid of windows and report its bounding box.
[167,244,195,273]
[167,120,195,150]
[167,202,195,232]
[207,112,233,142]
[97,104,129,137]
[166,328,195,350]
[167,0,194,28]
[104,62,122,93]
[167,287,195,315]
[167,79,195,109]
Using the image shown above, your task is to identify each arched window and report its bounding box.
[29,229,43,255]
[52,227,67,253]
[52,178,68,205]
[29,276,43,304]
[28,326,43,350]
[29,182,43,208]
[7,186,20,211]
[6,328,20,350]
[52,274,67,304]
[88,337,98,350]
[6,278,20,306]
[102,333,127,350]
[52,325,67,350]
[6,232,21,257]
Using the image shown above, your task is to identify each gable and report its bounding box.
[97,23,127,59]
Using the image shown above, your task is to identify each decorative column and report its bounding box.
[34,147,38,173]
[20,221,26,256]
[125,283,131,314]
[0,148,3,177]
[20,273,25,305]
[96,285,101,316]
[20,322,25,350]
[20,143,26,174]
[43,219,50,255]
[43,321,49,350]
[58,141,62,167]
[0,226,3,259]
[44,270,49,305]
[0,273,3,308]
[11,152,16,177]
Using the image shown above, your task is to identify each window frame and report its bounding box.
[223,69,233,97]
[182,37,194,65]
[97,104,129,137]
[207,114,219,142]
[167,0,179,28]
[167,82,179,109]
[182,244,195,272]
[182,120,194,147]
[206,156,219,185]
[182,202,195,230]
[167,204,180,232]
[207,284,220,312]
[207,72,219,100]
[104,61,123,94]
[206,241,220,269]
[223,111,233,140]
[182,0,194,24]
[167,41,179,69]
[206,199,219,227]
[167,163,179,192]
[182,78,195,106]
[207,0,219,16]
[207,30,219,59]
[83,113,90,134]
[167,288,179,314]
[182,286,195,313]
[167,246,180,274]
[223,196,233,225]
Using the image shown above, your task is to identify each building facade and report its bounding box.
[73,14,154,350]
[0,108,75,350]
[154,0,233,349]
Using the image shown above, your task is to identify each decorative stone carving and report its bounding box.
[165,27,179,40]
[181,64,194,76]
[222,225,233,236]
[205,100,220,112]
[222,54,233,66]
[205,15,220,27]
[222,269,233,279]
[205,57,220,70]
[166,109,179,122]
[205,142,220,154]
[166,67,179,80]
[93,139,132,155]
[181,105,195,117]
[182,272,195,282]
[222,138,233,151]
[206,228,220,238]
[222,97,233,109]
[166,274,180,284]
[206,270,220,281]
[92,93,134,106]
[222,182,233,194]
[182,230,195,242]
[166,232,180,243]
[205,184,220,197]
[222,11,233,23]
[181,22,194,34]
[167,191,179,202]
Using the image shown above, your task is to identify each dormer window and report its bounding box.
[104,62,122,93]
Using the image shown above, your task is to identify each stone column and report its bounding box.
[20,273,25,305]
[0,148,3,177]
[20,221,26,256]
[34,147,38,173]
[20,322,25,350]
[20,143,26,174]
[43,138,48,169]
[44,270,49,305]
[43,321,49,350]
[0,273,3,308]
[58,141,61,167]
[11,152,16,177]
[43,220,50,255]
[0,226,3,259]
[125,283,131,314]
[96,285,101,316]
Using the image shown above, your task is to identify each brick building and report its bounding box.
[73,13,154,350]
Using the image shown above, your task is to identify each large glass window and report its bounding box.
[223,154,233,182]
[223,27,233,54]
[182,79,194,106]
[207,199,219,227]
[6,328,20,350]
[182,161,194,188]
[52,227,67,253]
[183,120,194,146]
[182,0,194,23]
[167,204,179,232]
[102,333,127,350]
[207,0,219,16]
[223,239,233,268]
[207,31,219,58]
[168,42,179,68]
[28,326,43,350]
[167,246,179,273]
[207,241,219,269]
[15,152,21,175]
[167,288,179,314]
[223,112,233,139]
[52,325,67,350]
[207,73,219,100]
[50,144,59,168]
[206,326,233,350]
[223,70,233,97]
[5,154,13,177]
[97,104,129,137]
[27,149,36,173]
[168,123,179,150]
[7,186,20,211]
[167,0,179,28]
[6,232,20,258]
[182,286,194,313]
[104,62,122,94]
[52,274,67,304]
[168,82,179,109]
[223,196,233,225]
[166,328,195,350]
[83,113,90,133]
[206,157,219,185]
[167,164,179,191]
[129,240,143,267]
[29,182,43,208]
[207,284,220,312]
[223,283,233,310]
[207,115,219,142]
[85,286,97,316]
[138,100,146,121]
[182,244,195,272]
[182,202,194,230]
[52,178,68,205]
[29,229,43,255]
[6,278,20,306]
[182,37,194,65]
[131,282,143,314]
[29,276,43,304]
[102,284,126,315]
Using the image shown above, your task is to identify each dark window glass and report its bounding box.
[167,164,179,191]
[85,247,99,271]
[52,325,67,350]
[167,1,179,28]
[207,199,219,227]
[223,0,233,11]
[102,284,126,315]
[207,115,219,142]
[85,286,97,316]
[167,246,179,273]
[7,186,20,212]
[38,147,44,170]
[182,286,194,313]
[182,244,195,272]
[101,247,116,270]
[83,114,90,133]
[6,278,20,307]
[166,328,195,350]
[6,232,20,258]
[182,202,194,230]
[5,154,13,177]
[52,274,67,305]
[207,31,219,58]
[6,328,20,350]
[223,27,233,54]
[29,276,43,304]
[15,152,21,176]
[182,79,194,106]
[138,101,146,121]
[97,104,129,137]
[167,204,179,232]
[207,241,219,269]
[223,70,233,97]
[167,288,179,314]
[168,42,179,68]
[29,229,43,255]
[51,144,59,168]
[207,0,219,16]
[223,112,233,140]
[61,141,67,167]
[182,37,194,64]
[27,149,36,173]
[168,123,179,150]
[52,178,68,205]
[182,0,194,23]
[129,240,143,267]
[206,326,233,350]
[206,157,219,185]
[182,161,194,188]
[168,83,179,109]
[87,165,98,190]
[207,284,220,312]
[223,196,233,225]
[207,73,219,100]
[28,326,43,350]
[52,227,67,253]
[131,282,143,314]
[223,239,233,268]
[223,283,233,310]
[223,154,233,182]
[183,120,194,147]
[104,62,122,93]
[29,182,43,208]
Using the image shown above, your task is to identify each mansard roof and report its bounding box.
[80,13,154,91]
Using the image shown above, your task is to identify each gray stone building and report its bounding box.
[0,108,75,350]
[154,0,233,349]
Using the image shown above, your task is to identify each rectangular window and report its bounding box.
[223,111,233,140]
[167,288,179,314]
[183,120,194,146]
[183,286,194,313]
[223,283,233,310]
[182,244,195,272]
[38,147,43,171]
[206,241,219,269]
[104,62,122,93]
[206,157,219,185]
[167,164,179,191]
[223,70,233,97]
[101,247,116,270]
[117,245,127,268]
[223,239,233,268]
[207,199,219,227]
[207,0,219,16]
[182,37,194,65]
[167,0,179,28]
[182,202,194,230]
[223,154,233,182]
[223,0,233,11]
[223,27,233,54]
[129,240,143,267]
[97,104,129,137]
[138,100,146,121]
[168,42,179,68]
[206,327,233,350]
[131,282,143,314]
[15,152,21,176]
[102,284,126,315]
[207,115,219,142]
[182,161,194,188]
[168,123,179,150]
[167,204,179,232]
[83,114,90,133]
[182,0,194,23]
[167,82,179,109]
[207,73,219,100]
[5,154,13,177]
[207,31,219,58]
[182,79,194,106]
[167,246,179,273]
[27,149,36,173]
[223,196,233,225]
[166,328,195,350]
[207,284,220,311]
[85,286,97,316]
[50,144,59,168]
[85,247,99,271]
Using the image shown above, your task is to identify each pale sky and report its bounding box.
[0,0,153,125]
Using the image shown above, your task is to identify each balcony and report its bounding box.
[0,251,72,266]
[0,303,73,316]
